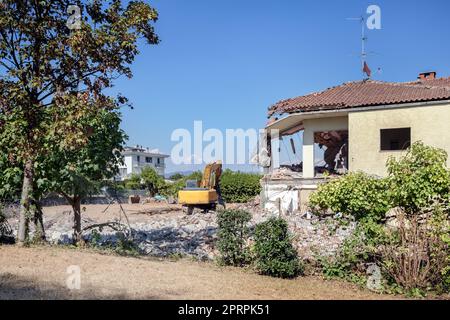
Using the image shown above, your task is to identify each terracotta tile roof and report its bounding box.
[268,77,450,117]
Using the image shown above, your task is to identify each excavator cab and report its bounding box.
[178,161,225,215]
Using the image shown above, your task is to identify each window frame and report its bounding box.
[379,127,411,152]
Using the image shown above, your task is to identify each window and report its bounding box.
[146,157,152,163]
[380,128,411,151]
[157,158,161,164]
[136,156,140,162]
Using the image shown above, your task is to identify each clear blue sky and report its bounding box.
[111,0,450,173]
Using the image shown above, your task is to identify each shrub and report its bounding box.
[253,217,303,278]
[124,173,141,190]
[140,167,165,196]
[216,209,252,266]
[318,218,389,284]
[220,170,262,203]
[387,141,450,215]
[309,172,389,221]
[379,201,449,294]
[169,173,184,180]
[160,171,203,198]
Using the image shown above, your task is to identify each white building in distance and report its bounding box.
[117,145,170,180]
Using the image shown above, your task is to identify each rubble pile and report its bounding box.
[8,200,355,262]
[264,167,303,180]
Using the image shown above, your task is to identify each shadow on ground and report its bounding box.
[0,273,162,300]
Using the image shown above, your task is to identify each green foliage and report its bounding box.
[220,170,262,203]
[216,209,252,266]
[140,167,165,196]
[309,172,389,221]
[124,174,142,190]
[169,173,184,180]
[253,218,303,278]
[185,171,203,184]
[318,218,388,283]
[88,229,139,257]
[47,109,127,199]
[0,153,22,201]
[310,142,450,294]
[0,1,159,242]
[387,141,450,214]
[379,200,449,294]
[160,171,203,198]
[122,170,203,198]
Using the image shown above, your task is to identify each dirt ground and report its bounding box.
[0,245,398,300]
[40,203,186,224]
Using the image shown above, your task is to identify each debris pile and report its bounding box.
[264,167,303,180]
[7,200,355,262]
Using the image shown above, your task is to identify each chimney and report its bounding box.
[418,71,436,80]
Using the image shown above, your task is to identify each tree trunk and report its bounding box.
[72,196,82,244]
[17,159,34,245]
[32,202,46,242]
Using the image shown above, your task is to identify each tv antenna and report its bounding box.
[346,16,373,79]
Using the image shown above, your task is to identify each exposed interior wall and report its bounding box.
[261,179,322,215]
[348,102,450,176]
[302,116,349,178]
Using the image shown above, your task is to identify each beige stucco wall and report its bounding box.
[348,102,450,176]
[303,116,348,178]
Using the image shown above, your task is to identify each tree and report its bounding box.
[46,108,127,243]
[0,1,159,244]
[140,166,164,197]
[124,174,142,190]
[169,173,184,181]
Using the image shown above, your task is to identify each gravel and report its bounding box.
[7,202,355,261]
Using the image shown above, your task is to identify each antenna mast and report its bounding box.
[347,16,369,78]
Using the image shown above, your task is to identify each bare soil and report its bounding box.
[41,203,186,224]
[0,245,398,300]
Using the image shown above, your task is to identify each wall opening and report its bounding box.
[380,127,411,151]
[314,130,348,175]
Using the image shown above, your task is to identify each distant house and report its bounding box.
[117,145,170,180]
[261,72,450,213]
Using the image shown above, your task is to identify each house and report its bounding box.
[261,72,450,214]
[116,145,170,180]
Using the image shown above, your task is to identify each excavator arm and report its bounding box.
[200,161,222,189]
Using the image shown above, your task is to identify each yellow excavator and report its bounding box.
[178,161,225,214]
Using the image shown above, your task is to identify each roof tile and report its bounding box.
[268,77,450,117]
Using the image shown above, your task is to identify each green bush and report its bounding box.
[160,171,203,198]
[387,141,450,214]
[169,173,184,180]
[220,170,262,203]
[309,172,389,221]
[318,218,389,283]
[310,142,450,294]
[216,209,252,266]
[253,217,303,278]
[124,173,141,190]
[140,167,166,196]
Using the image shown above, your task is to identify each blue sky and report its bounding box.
[111,0,450,173]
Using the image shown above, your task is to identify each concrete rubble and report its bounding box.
[7,200,355,262]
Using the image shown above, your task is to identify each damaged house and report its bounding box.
[260,72,450,214]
